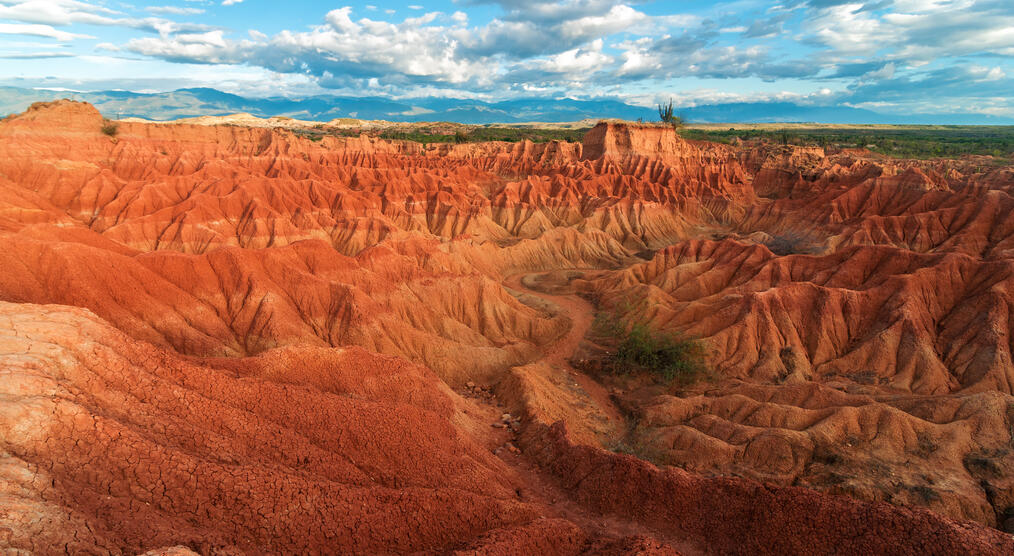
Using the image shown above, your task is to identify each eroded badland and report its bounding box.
[2,100,1014,554]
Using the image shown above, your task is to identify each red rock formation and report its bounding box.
[2,100,1014,553]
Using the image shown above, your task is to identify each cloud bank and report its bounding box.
[0,0,1012,116]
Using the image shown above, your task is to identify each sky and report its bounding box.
[0,0,1012,116]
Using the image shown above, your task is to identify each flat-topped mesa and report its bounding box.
[581,121,692,161]
[580,121,754,202]
[1,99,105,133]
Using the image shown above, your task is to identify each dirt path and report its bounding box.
[503,272,625,430]
[473,271,705,552]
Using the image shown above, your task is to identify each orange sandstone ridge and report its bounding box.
[1,100,1013,554]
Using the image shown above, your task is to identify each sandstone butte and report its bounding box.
[1,99,1014,555]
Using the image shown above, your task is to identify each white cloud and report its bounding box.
[8,0,1008,118]
[146,6,204,15]
[0,22,93,41]
[395,106,435,116]
[0,50,76,58]
[864,62,895,80]
[127,7,491,86]
[806,3,886,56]
[0,0,122,26]
[0,0,216,35]
[802,0,1014,62]
[536,39,611,74]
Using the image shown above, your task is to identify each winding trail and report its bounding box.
[503,271,625,432]
[459,271,685,550]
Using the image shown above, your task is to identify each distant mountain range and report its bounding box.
[3,86,1012,125]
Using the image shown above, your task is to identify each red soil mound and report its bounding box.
[2,100,1013,553]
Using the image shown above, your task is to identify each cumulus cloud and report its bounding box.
[801,0,1014,61]
[0,0,216,34]
[127,8,491,88]
[3,0,1012,116]
[0,0,120,26]
[120,0,710,95]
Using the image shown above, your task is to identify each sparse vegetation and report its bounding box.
[811,445,843,466]
[907,484,942,503]
[964,451,1004,477]
[763,232,816,256]
[294,126,590,145]
[680,126,1014,160]
[608,435,669,466]
[914,432,937,459]
[657,98,685,129]
[593,300,707,385]
[100,119,118,137]
[614,323,706,384]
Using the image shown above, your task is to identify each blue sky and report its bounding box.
[0,0,1012,116]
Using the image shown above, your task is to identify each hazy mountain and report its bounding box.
[2,86,1012,125]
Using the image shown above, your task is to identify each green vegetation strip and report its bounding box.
[295,121,1014,160]
[681,126,1014,160]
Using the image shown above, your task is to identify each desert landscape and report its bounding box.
[0,98,1013,554]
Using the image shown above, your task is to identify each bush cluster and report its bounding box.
[100,119,118,137]
[613,323,706,384]
[593,305,707,386]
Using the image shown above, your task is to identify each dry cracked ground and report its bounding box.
[2,100,1014,554]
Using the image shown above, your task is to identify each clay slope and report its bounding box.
[579,152,1014,527]
[4,302,1012,554]
[2,100,1014,553]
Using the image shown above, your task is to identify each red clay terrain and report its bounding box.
[1,100,1014,554]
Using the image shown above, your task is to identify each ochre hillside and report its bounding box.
[2,100,1013,554]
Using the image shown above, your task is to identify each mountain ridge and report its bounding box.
[3,86,1013,125]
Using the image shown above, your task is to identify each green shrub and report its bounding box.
[100,119,118,137]
[613,322,706,384]
[593,300,707,386]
